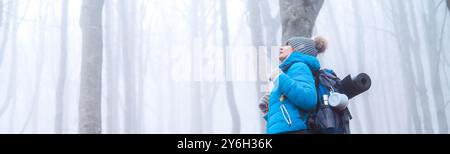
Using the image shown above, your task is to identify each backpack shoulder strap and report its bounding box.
[305,68,321,130]
[312,69,321,112]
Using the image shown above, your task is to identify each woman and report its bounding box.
[259,36,328,134]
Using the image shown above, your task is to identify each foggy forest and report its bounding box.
[0,0,449,134]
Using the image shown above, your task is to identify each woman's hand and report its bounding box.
[258,93,270,114]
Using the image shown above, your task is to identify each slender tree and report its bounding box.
[423,0,448,133]
[369,0,391,133]
[248,0,282,134]
[136,0,149,133]
[79,0,104,134]
[118,0,139,133]
[189,1,203,133]
[407,1,433,134]
[447,0,450,11]
[21,0,46,133]
[391,0,423,133]
[325,1,350,74]
[246,0,266,133]
[198,0,219,133]
[260,0,281,53]
[352,0,375,133]
[0,0,11,117]
[220,0,241,133]
[55,0,69,134]
[326,1,362,132]
[5,0,18,133]
[0,0,2,27]
[0,0,9,69]
[104,0,120,134]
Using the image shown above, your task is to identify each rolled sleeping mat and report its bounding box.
[354,73,371,92]
[339,73,371,99]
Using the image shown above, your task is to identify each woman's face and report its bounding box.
[279,45,294,62]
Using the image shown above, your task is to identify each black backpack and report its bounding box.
[306,69,353,134]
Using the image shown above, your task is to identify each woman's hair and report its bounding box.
[314,36,328,54]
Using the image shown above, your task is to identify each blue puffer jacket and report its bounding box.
[266,52,320,134]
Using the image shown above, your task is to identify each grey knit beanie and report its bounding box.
[286,37,318,57]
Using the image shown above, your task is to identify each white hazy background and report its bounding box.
[0,0,449,134]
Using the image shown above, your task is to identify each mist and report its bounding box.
[0,0,449,134]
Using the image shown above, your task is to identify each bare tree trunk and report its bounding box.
[20,1,47,133]
[391,0,423,134]
[326,1,363,132]
[197,1,218,133]
[0,0,11,117]
[247,0,264,98]
[352,1,375,133]
[247,0,266,134]
[423,0,448,134]
[79,0,104,134]
[326,1,350,74]
[0,0,2,27]
[369,0,395,133]
[371,6,392,132]
[104,0,119,134]
[407,1,433,134]
[189,1,203,133]
[5,1,18,133]
[220,0,241,134]
[279,0,324,42]
[0,0,9,69]
[165,25,176,133]
[118,0,138,133]
[447,0,450,11]
[260,0,281,53]
[55,0,69,134]
[136,1,147,133]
